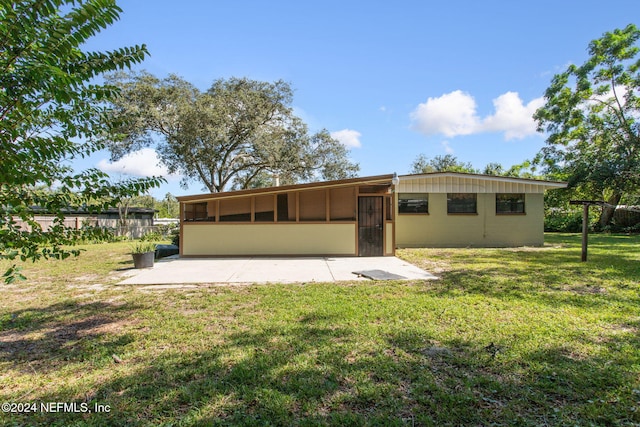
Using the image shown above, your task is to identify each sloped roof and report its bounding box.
[176,172,567,203]
[177,174,395,203]
[398,172,567,194]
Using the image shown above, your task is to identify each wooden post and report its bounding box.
[581,203,589,262]
[570,200,607,262]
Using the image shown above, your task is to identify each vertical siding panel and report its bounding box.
[398,175,557,196]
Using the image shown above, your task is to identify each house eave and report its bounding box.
[177,174,395,203]
[398,172,567,190]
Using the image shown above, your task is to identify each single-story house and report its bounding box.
[395,172,566,247]
[20,207,157,238]
[176,172,567,257]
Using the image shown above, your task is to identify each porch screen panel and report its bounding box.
[330,187,356,221]
[299,190,326,221]
[255,195,275,222]
[219,197,251,222]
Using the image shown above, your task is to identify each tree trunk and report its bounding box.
[598,193,622,228]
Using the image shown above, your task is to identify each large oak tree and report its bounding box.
[103,72,360,193]
[534,24,640,227]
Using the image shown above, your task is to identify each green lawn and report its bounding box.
[1,234,639,426]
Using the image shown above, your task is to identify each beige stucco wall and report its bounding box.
[385,222,394,255]
[396,193,545,247]
[182,223,357,256]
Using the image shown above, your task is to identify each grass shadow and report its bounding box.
[0,301,142,373]
[384,325,640,426]
[22,310,379,426]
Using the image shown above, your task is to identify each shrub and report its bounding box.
[140,231,163,242]
[544,209,585,232]
[130,241,157,254]
[170,227,180,247]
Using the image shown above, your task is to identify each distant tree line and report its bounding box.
[409,154,537,178]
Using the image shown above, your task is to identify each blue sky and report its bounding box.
[82,0,639,197]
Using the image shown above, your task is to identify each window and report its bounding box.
[447,193,477,214]
[496,193,525,214]
[398,193,428,214]
[184,202,209,221]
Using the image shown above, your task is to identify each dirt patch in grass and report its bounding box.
[505,244,564,251]
[72,274,101,283]
[397,248,453,273]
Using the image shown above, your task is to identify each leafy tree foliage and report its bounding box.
[115,194,155,228]
[155,193,179,218]
[0,0,163,282]
[410,154,477,174]
[411,154,543,180]
[534,24,640,227]
[481,162,505,176]
[103,72,360,193]
[482,160,539,178]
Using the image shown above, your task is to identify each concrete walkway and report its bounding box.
[118,256,437,285]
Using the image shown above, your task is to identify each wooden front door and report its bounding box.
[358,196,383,256]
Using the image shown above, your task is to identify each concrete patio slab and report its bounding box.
[118,256,437,285]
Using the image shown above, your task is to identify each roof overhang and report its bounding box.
[397,172,567,193]
[177,174,395,203]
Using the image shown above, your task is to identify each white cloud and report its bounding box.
[97,148,176,178]
[330,129,362,148]
[482,92,544,140]
[410,90,480,137]
[410,90,544,140]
